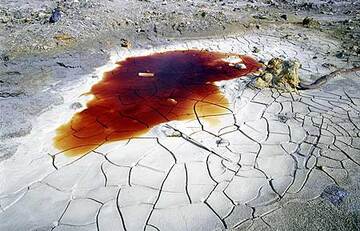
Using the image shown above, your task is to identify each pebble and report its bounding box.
[253,46,261,53]
[336,50,347,58]
[1,54,10,62]
[70,102,83,110]
[49,8,61,23]
[234,63,247,69]
[120,38,131,48]
[321,185,349,206]
[303,17,320,28]
[280,14,288,20]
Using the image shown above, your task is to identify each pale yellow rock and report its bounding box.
[255,58,301,92]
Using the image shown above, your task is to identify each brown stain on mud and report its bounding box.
[54,50,261,156]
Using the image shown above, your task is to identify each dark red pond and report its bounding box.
[54,50,261,156]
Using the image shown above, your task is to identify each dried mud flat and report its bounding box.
[1,0,360,231]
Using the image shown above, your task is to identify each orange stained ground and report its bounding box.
[54,50,262,156]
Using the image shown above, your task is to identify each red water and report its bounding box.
[54,50,261,156]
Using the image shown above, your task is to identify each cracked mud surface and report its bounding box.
[1,26,360,230]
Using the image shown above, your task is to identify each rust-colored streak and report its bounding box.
[54,50,262,156]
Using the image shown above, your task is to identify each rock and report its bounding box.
[215,138,230,147]
[321,185,349,206]
[49,8,61,23]
[70,102,83,110]
[0,54,10,62]
[120,38,131,48]
[278,114,289,123]
[160,125,181,137]
[255,57,301,92]
[255,72,272,88]
[253,14,268,20]
[267,58,283,75]
[336,50,347,59]
[280,14,288,20]
[253,46,261,53]
[234,63,247,69]
[322,63,336,68]
[303,17,320,28]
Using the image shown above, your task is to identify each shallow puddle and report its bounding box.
[54,50,261,156]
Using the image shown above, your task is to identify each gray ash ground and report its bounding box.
[1,0,360,231]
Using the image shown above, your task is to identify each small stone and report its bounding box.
[234,63,247,69]
[70,102,83,110]
[336,51,347,59]
[322,63,336,68]
[166,98,177,105]
[120,38,131,48]
[216,139,230,147]
[49,8,61,23]
[161,126,181,137]
[302,17,320,28]
[280,14,288,20]
[1,54,9,62]
[253,46,261,53]
[23,17,31,23]
[278,114,288,123]
[321,185,349,206]
[253,15,268,20]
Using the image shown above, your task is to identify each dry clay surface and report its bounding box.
[1,28,360,231]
